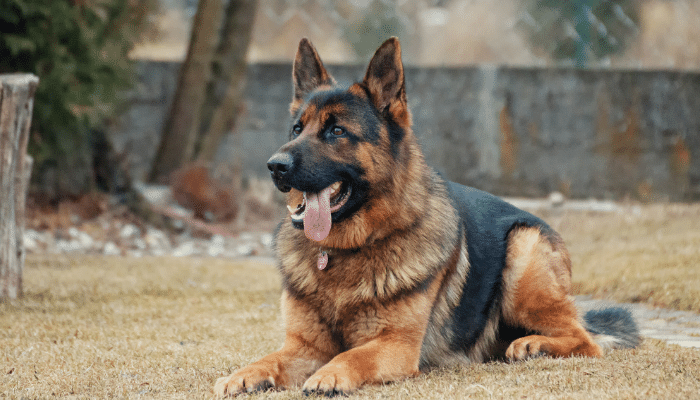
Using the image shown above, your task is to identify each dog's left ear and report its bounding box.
[363,37,407,113]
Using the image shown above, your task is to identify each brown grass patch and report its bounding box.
[2,256,283,399]
[538,203,700,312]
[2,203,700,398]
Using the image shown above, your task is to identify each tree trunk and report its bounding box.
[196,0,258,163]
[148,0,224,183]
[1,74,39,300]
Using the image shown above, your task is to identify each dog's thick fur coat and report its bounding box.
[214,37,640,397]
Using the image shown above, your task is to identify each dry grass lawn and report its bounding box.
[2,203,700,399]
[538,203,700,312]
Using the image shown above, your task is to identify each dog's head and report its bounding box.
[267,37,420,247]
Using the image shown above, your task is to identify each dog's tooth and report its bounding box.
[331,182,341,194]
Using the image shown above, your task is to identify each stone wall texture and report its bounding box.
[108,61,700,200]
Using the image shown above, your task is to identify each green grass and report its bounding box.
[2,203,700,398]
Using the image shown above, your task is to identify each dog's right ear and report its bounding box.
[291,38,335,114]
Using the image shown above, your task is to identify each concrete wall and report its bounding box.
[108,61,700,200]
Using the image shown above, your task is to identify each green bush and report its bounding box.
[0,0,153,198]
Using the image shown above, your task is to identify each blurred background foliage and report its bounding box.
[2,0,700,200]
[522,0,639,67]
[216,0,696,68]
[345,0,407,62]
[0,0,155,200]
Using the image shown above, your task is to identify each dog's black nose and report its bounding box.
[267,152,293,176]
[267,152,294,192]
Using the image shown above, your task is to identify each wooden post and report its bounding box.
[1,74,39,300]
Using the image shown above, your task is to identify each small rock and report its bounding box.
[75,231,94,249]
[171,219,185,231]
[548,191,565,208]
[211,234,225,246]
[150,248,166,257]
[173,242,197,257]
[261,233,273,249]
[207,245,224,257]
[68,227,80,238]
[204,211,215,222]
[55,239,81,253]
[103,242,121,256]
[144,228,170,249]
[134,183,172,205]
[120,224,140,239]
[23,230,41,251]
[134,238,147,250]
[235,244,254,257]
[207,235,226,257]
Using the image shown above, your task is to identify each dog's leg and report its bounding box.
[301,330,423,396]
[301,284,439,396]
[501,226,602,361]
[214,293,337,397]
[213,335,328,396]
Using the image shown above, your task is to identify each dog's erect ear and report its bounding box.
[292,38,335,110]
[362,37,406,113]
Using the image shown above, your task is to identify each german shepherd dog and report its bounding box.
[214,38,640,397]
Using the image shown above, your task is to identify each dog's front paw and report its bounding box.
[213,365,277,397]
[506,336,546,361]
[302,364,360,397]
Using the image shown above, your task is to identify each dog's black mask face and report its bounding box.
[266,88,375,230]
[267,37,409,240]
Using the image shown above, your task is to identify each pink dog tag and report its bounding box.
[318,250,329,270]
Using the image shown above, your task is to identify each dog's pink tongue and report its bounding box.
[304,187,333,242]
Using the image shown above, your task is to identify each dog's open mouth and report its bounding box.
[287,181,352,242]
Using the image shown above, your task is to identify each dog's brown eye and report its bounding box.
[292,124,302,135]
[332,127,344,136]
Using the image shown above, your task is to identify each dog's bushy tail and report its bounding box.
[584,307,642,350]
